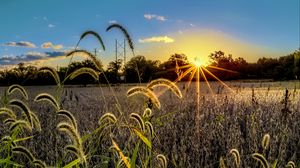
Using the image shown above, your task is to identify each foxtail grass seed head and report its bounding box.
[7,84,28,100]
[130,113,145,131]
[262,134,270,150]
[157,154,167,168]
[143,108,152,118]
[12,146,35,162]
[0,107,17,119]
[30,112,41,131]
[286,161,296,168]
[10,120,32,132]
[9,99,32,125]
[229,149,240,167]
[127,87,161,109]
[57,110,77,130]
[34,93,60,110]
[145,121,154,138]
[99,112,117,125]
[79,31,105,50]
[147,78,183,98]
[4,118,16,125]
[252,153,269,168]
[69,67,99,81]
[65,145,80,156]
[106,24,134,54]
[57,122,81,147]
[219,157,226,168]
[66,50,102,71]
[38,66,61,85]
[33,159,47,168]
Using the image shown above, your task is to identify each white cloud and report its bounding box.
[109,20,117,24]
[41,42,63,50]
[3,41,36,48]
[48,24,55,28]
[144,14,166,21]
[139,36,174,43]
[190,23,196,27]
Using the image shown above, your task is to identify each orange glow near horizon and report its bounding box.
[156,56,236,123]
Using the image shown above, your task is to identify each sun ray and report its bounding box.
[202,67,234,92]
[196,67,200,116]
[156,66,195,97]
[185,67,197,92]
[207,65,239,74]
[199,67,214,95]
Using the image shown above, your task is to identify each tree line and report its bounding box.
[0,50,299,86]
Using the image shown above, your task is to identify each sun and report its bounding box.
[192,56,207,67]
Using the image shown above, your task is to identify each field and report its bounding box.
[0,81,299,167]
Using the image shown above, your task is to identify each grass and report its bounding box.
[0,80,299,167]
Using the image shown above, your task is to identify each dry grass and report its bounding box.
[0,81,299,167]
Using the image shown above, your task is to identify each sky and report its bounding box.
[0,0,299,68]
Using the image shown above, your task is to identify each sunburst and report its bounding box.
[157,56,237,123]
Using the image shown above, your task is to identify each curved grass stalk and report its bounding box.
[38,66,61,85]
[229,149,240,167]
[1,136,17,147]
[30,112,41,131]
[57,122,81,147]
[127,87,160,109]
[262,134,270,150]
[286,161,296,168]
[147,78,182,98]
[0,107,17,119]
[9,99,32,125]
[99,112,117,125]
[34,93,60,110]
[65,145,80,156]
[7,84,28,100]
[143,108,152,118]
[252,153,269,168]
[57,110,77,130]
[4,118,16,125]
[219,157,226,168]
[106,23,134,55]
[145,121,154,138]
[156,154,167,168]
[79,31,105,51]
[32,159,46,168]
[12,146,35,162]
[69,67,99,81]
[130,113,145,131]
[66,50,102,71]
[10,120,32,132]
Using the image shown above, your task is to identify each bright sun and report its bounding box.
[192,56,207,67]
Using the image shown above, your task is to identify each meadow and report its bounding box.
[0,80,299,167]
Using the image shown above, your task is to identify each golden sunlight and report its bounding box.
[192,56,208,67]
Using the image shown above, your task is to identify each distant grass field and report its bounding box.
[0,81,299,167]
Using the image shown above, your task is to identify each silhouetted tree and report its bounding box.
[124,55,160,83]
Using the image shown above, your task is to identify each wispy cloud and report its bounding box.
[144,14,166,21]
[48,24,55,28]
[0,51,66,65]
[41,42,63,50]
[2,41,36,48]
[139,36,174,43]
[109,20,117,24]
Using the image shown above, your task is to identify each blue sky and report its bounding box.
[0,0,299,68]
